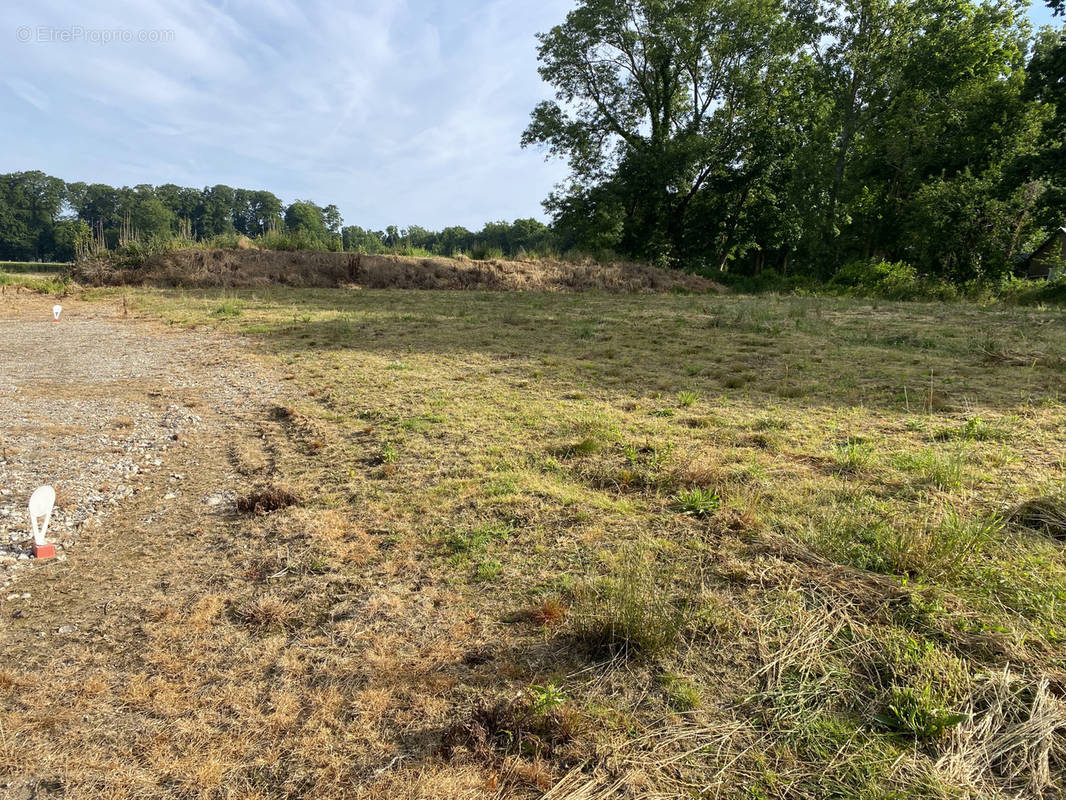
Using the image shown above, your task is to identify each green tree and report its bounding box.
[198,185,236,238]
[523,0,797,265]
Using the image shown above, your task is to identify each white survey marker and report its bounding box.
[28,485,57,559]
[52,304,62,322]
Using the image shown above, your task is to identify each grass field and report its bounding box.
[0,260,69,274]
[37,287,1066,796]
[0,261,71,293]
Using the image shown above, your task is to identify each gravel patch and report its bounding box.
[0,298,282,589]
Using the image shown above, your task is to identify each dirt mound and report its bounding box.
[73,248,722,293]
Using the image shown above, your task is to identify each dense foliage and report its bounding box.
[524,0,1066,281]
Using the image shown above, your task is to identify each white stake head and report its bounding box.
[52,304,62,322]
[28,485,56,546]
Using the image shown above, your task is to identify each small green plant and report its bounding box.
[660,673,701,711]
[873,686,966,741]
[379,441,398,464]
[527,683,568,716]
[213,299,243,317]
[673,487,721,517]
[475,560,502,581]
[650,408,676,418]
[833,440,875,474]
[677,390,701,407]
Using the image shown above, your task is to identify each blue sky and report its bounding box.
[0,1,1060,231]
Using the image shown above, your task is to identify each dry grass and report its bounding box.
[74,247,722,293]
[236,484,302,514]
[4,288,1066,798]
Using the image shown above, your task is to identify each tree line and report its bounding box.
[524,0,1066,282]
[0,172,558,263]
[3,1,1063,286]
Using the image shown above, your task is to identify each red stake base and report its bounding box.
[32,542,56,559]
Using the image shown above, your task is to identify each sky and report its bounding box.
[0,1,1061,232]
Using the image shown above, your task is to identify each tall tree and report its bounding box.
[523,0,797,264]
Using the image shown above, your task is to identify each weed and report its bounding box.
[873,685,966,741]
[529,598,569,627]
[677,390,701,407]
[527,683,568,716]
[378,441,398,464]
[673,487,721,517]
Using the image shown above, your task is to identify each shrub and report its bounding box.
[829,259,958,302]
[469,244,504,261]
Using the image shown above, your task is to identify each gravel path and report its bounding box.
[0,292,283,591]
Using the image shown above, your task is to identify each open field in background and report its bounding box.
[0,261,69,274]
[0,263,72,295]
[6,286,1066,798]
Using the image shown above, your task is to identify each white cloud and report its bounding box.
[0,0,573,228]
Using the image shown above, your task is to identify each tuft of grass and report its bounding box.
[574,545,691,659]
[554,436,603,458]
[676,390,701,407]
[660,673,701,711]
[933,416,1010,443]
[895,448,966,491]
[833,440,875,475]
[444,521,513,561]
[672,487,721,517]
[212,299,243,317]
[475,560,502,581]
